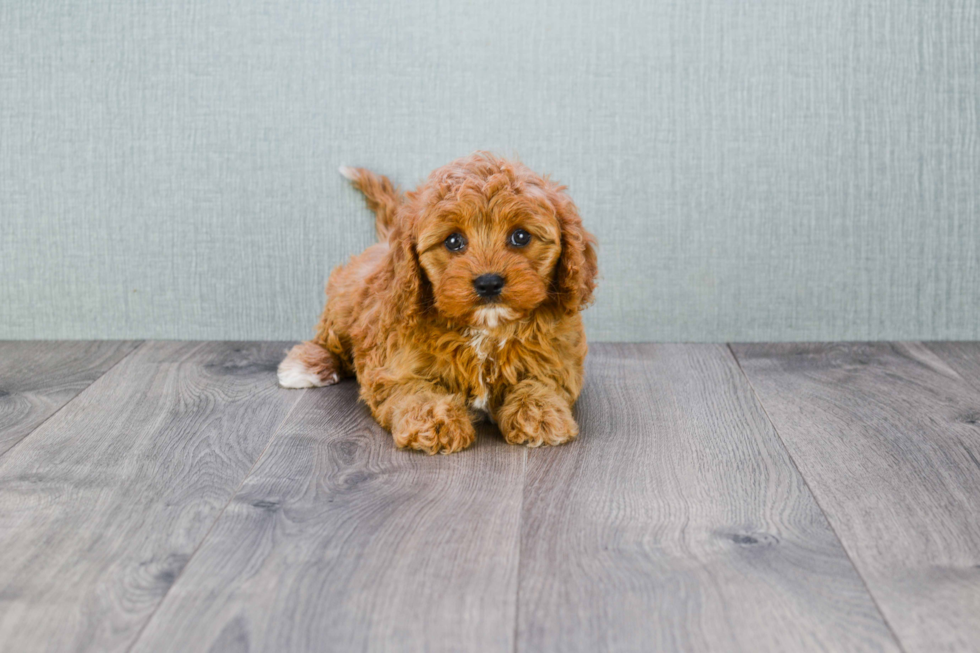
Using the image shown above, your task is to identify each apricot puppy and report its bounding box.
[278,152,598,454]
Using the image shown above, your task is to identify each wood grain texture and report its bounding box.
[0,341,300,653]
[131,381,527,653]
[515,344,898,652]
[732,342,980,653]
[0,341,140,456]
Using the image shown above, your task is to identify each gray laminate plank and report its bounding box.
[0,341,140,456]
[130,380,527,653]
[0,341,300,653]
[732,342,980,653]
[925,342,980,397]
[515,344,899,652]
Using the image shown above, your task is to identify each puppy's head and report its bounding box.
[394,153,597,328]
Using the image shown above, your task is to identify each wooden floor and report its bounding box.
[1,342,978,653]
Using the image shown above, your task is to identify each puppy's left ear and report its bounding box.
[549,184,598,313]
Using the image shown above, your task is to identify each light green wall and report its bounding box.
[2,1,978,341]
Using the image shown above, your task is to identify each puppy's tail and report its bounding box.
[339,166,403,241]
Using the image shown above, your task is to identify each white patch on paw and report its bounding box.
[277,356,329,389]
[338,165,357,181]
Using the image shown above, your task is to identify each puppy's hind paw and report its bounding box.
[277,342,342,389]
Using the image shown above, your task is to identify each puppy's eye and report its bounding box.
[508,228,532,247]
[444,233,467,252]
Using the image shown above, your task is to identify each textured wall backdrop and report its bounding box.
[1,1,978,341]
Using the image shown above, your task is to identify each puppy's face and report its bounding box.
[416,182,562,328]
[392,154,597,329]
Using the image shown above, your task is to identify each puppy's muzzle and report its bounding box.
[473,273,505,300]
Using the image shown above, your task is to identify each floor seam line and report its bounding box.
[125,387,306,653]
[0,340,146,463]
[725,343,909,653]
[511,447,528,653]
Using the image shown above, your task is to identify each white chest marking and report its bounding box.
[467,328,494,416]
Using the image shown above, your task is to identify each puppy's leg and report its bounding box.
[277,341,343,388]
[373,382,476,455]
[496,379,578,447]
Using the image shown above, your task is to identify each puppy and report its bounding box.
[278,152,597,454]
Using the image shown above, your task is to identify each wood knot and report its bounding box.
[722,531,779,547]
[342,470,375,490]
[332,438,360,463]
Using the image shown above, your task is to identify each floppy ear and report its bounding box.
[386,210,431,322]
[549,185,598,314]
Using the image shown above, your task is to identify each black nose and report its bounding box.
[473,273,505,299]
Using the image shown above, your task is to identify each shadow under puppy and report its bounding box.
[279,152,598,454]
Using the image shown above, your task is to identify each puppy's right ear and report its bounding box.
[386,209,430,322]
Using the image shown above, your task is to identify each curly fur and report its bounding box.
[279,152,598,454]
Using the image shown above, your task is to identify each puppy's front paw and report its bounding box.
[498,384,578,448]
[392,395,476,455]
